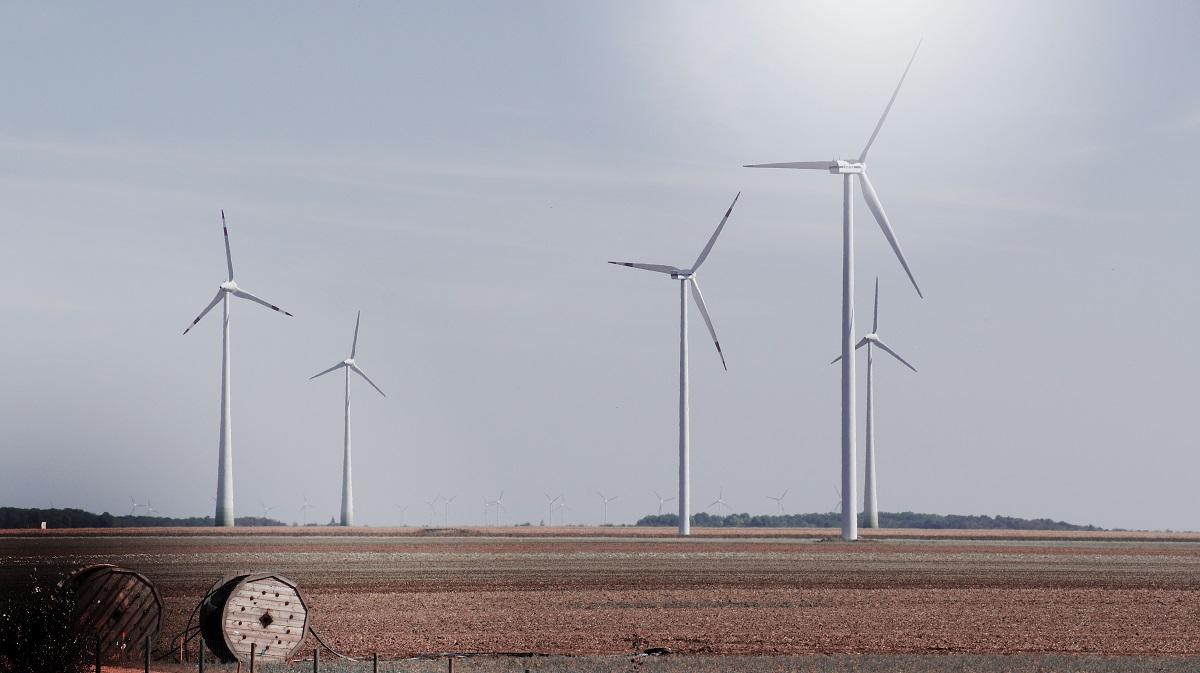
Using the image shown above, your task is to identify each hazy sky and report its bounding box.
[2,1,1198,530]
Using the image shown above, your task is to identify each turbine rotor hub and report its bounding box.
[219,281,238,292]
[343,358,355,366]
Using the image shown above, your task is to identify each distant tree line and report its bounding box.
[635,511,1102,531]
[0,507,286,529]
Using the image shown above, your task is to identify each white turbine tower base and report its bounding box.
[183,210,293,527]
[311,311,387,527]
[746,42,924,541]
[610,193,740,536]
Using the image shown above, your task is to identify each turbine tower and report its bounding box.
[832,279,916,528]
[183,211,293,527]
[310,311,387,527]
[609,193,740,536]
[745,42,923,541]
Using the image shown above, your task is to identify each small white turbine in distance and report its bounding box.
[128,497,143,516]
[745,42,924,541]
[832,279,916,529]
[300,496,315,525]
[395,503,409,527]
[310,311,387,527]
[596,492,618,525]
[610,193,740,537]
[544,493,562,526]
[766,488,790,515]
[652,490,676,516]
[708,487,731,517]
[183,211,293,527]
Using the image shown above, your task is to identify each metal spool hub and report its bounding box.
[62,564,163,662]
[199,572,309,664]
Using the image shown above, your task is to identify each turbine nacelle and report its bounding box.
[671,271,694,280]
[219,280,239,292]
[829,160,864,175]
[343,358,356,367]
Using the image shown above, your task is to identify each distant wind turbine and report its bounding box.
[745,42,924,541]
[544,493,562,526]
[442,495,457,526]
[832,279,916,528]
[766,488,790,515]
[485,491,505,526]
[259,500,276,521]
[395,503,409,527]
[708,487,731,516]
[652,490,676,516]
[310,311,387,527]
[300,496,315,524]
[183,211,293,527]
[129,496,143,516]
[596,492,618,525]
[610,193,740,536]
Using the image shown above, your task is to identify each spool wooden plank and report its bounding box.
[199,572,309,664]
[62,565,162,663]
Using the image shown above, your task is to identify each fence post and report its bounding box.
[199,637,205,673]
[144,634,151,673]
[373,653,379,673]
[448,655,454,673]
[249,642,256,673]
[313,647,319,673]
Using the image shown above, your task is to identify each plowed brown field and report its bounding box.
[3,527,1198,658]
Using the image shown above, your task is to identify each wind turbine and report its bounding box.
[144,499,159,517]
[485,492,505,526]
[652,490,676,516]
[596,492,618,525]
[310,311,387,527]
[128,497,143,516]
[544,493,562,526]
[745,42,924,541]
[832,279,916,528]
[300,496,315,525]
[259,500,276,522]
[766,488,790,515]
[609,193,740,537]
[395,504,409,527]
[442,495,457,526]
[423,496,441,526]
[183,211,293,527]
[708,487,731,517]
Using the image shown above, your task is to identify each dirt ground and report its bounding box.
[2,527,1198,660]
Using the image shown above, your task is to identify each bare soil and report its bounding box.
[3,527,1198,659]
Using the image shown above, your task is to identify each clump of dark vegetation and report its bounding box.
[0,570,89,673]
[0,507,284,529]
[636,511,1102,530]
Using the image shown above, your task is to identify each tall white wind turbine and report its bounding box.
[766,488,790,515]
[596,492,618,525]
[652,490,676,516]
[610,193,740,536]
[183,211,293,527]
[832,279,916,528]
[310,311,387,527]
[745,42,923,541]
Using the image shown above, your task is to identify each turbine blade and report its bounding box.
[872,338,918,372]
[743,161,836,170]
[830,338,869,364]
[220,211,234,281]
[231,288,294,316]
[688,277,726,370]
[350,310,361,358]
[858,172,922,298]
[351,364,387,397]
[310,362,347,380]
[692,192,740,272]
[608,262,681,275]
[183,290,224,335]
[859,40,922,162]
[873,278,880,333]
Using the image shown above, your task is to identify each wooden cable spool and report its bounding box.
[62,564,163,662]
[199,572,309,664]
